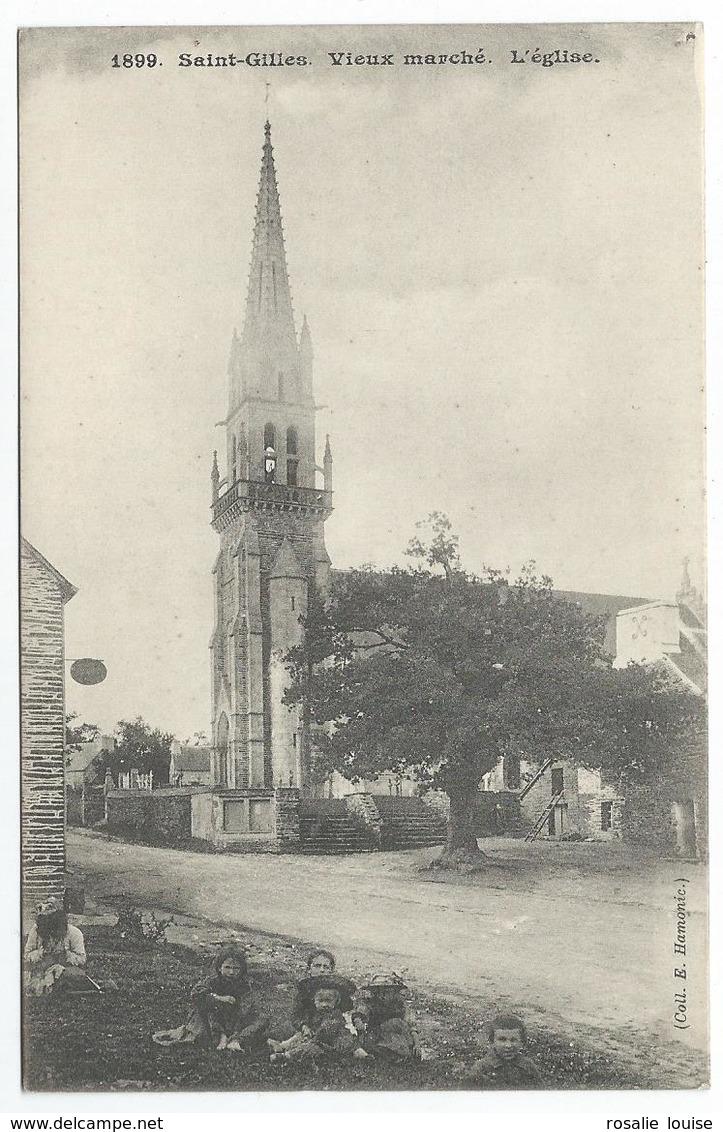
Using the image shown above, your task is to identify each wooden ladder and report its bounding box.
[519,757,554,801]
[524,790,565,842]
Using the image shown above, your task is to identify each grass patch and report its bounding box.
[23,925,699,1092]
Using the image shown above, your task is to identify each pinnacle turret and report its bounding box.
[323,434,333,493]
[299,313,313,392]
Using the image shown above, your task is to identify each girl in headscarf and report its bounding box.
[24,897,94,997]
[353,973,422,1061]
[153,945,268,1052]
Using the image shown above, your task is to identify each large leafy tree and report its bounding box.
[286,514,705,866]
[97,716,176,785]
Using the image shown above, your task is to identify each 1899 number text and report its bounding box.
[111,54,160,68]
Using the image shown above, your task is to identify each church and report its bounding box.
[200,121,334,848]
[188,121,705,858]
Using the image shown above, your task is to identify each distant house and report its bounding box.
[614,564,706,696]
[478,570,707,856]
[20,538,77,917]
[169,741,212,787]
[65,734,114,791]
[479,587,653,842]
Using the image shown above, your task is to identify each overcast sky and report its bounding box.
[19,23,705,738]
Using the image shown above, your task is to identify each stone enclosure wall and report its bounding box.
[106,788,195,842]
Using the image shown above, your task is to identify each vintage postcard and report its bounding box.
[18,23,707,1094]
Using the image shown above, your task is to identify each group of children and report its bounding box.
[151,945,544,1086]
[24,898,543,1086]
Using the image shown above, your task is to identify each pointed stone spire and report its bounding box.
[323,434,333,493]
[242,121,297,355]
[676,555,705,625]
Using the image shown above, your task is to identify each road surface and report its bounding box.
[69,831,708,1059]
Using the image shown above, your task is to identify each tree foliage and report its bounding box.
[97,716,176,784]
[285,514,705,863]
[65,711,100,754]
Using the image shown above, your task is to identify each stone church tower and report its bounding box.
[209,121,333,803]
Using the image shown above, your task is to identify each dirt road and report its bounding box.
[68,831,708,1065]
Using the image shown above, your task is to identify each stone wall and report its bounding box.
[622,784,707,859]
[106,789,194,842]
[274,787,301,849]
[419,791,450,821]
[578,790,624,840]
[190,788,291,852]
[344,792,382,846]
[20,544,69,916]
[621,787,677,852]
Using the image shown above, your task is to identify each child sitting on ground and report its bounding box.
[353,973,421,1061]
[268,981,357,1064]
[24,897,98,997]
[465,1013,544,1088]
[152,945,268,1052]
[290,948,356,1032]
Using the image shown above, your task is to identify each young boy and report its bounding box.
[268,982,356,1063]
[466,1013,544,1088]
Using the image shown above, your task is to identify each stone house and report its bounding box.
[20,538,77,917]
[169,741,213,787]
[65,734,114,790]
[478,569,706,851]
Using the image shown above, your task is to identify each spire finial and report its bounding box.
[241,114,295,353]
[264,83,271,140]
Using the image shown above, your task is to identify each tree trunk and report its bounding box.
[428,787,490,871]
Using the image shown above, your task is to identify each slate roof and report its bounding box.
[554,590,652,655]
[172,746,212,773]
[21,538,77,604]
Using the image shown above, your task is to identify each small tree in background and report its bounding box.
[97,716,175,785]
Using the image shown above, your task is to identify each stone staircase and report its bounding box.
[374,796,447,850]
[298,800,376,854]
[297,795,447,854]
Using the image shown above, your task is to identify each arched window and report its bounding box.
[263,423,277,483]
[286,426,299,486]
